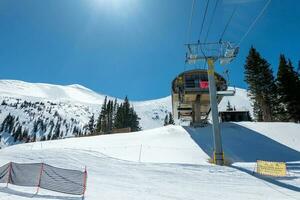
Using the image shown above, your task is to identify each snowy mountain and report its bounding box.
[0,79,252,147]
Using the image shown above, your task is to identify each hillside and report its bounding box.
[0,122,299,200]
[0,80,251,147]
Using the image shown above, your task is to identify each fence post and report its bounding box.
[82,166,87,199]
[6,162,12,187]
[36,163,44,194]
[138,144,142,162]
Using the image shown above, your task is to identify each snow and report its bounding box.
[0,80,172,146]
[0,79,299,199]
[0,80,252,140]
[0,80,105,104]
[0,123,299,200]
[219,87,253,115]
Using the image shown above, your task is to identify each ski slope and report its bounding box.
[0,122,299,200]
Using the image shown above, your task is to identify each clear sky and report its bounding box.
[0,0,299,100]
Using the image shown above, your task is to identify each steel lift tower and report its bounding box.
[185,41,239,165]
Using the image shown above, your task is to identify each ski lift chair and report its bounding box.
[220,42,239,65]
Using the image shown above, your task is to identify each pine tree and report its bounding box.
[88,114,95,134]
[244,47,278,121]
[129,107,141,131]
[31,133,36,142]
[114,96,140,131]
[123,96,131,128]
[226,101,233,111]
[52,123,60,140]
[277,55,300,122]
[107,100,114,133]
[114,103,124,129]
[97,96,108,133]
[22,129,29,143]
[168,112,175,125]
[164,114,169,126]
[47,133,51,140]
[13,125,22,142]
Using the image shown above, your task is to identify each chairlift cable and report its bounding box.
[198,0,210,42]
[204,0,219,43]
[219,6,237,43]
[197,0,210,66]
[185,0,197,71]
[237,0,272,46]
[186,0,197,44]
[202,0,219,68]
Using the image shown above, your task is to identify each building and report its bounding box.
[219,110,251,122]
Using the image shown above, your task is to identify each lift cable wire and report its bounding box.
[186,0,197,44]
[185,0,197,71]
[198,0,210,42]
[204,0,219,43]
[219,6,237,43]
[237,0,272,46]
[196,0,210,68]
[202,0,219,68]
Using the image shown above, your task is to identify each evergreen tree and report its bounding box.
[114,96,141,131]
[22,129,29,143]
[47,133,51,140]
[88,114,95,134]
[107,100,114,133]
[114,103,124,129]
[33,120,38,133]
[226,101,233,111]
[99,96,108,133]
[244,47,278,121]
[129,107,141,131]
[164,114,169,126]
[13,125,22,142]
[52,123,60,140]
[123,96,131,128]
[168,112,175,125]
[276,55,300,122]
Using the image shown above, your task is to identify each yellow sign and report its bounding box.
[256,160,287,177]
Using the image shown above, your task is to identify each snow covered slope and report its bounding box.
[0,123,299,200]
[0,79,251,147]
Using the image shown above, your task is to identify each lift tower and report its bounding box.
[185,41,239,165]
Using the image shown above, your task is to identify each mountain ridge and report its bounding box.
[0,79,252,147]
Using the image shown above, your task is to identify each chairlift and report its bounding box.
[219,41,239,65]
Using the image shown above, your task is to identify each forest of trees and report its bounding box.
[88,96,141,135]
[244,46,300,122]
[0,96,141,144]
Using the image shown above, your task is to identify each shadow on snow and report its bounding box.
[184,123,300,192]
[183,122,300,162]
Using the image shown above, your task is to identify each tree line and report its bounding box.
[87,96,141,134]
[244,46,300,122]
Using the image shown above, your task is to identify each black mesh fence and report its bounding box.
[0,162,87,196]
[0,163,9,183]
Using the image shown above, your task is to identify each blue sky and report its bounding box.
[0,0,299,100]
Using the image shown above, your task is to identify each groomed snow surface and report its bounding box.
[0,122,299,200]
